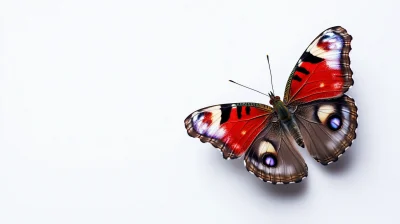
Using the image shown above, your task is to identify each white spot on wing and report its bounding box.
[317,105,335,123]
[198,123,208,134]
[324,32,334,38]
[193,108,224,137]
[257,141,276,156]
[326,59,341,69]
[333,82,342,89]
[206,125,226,138]
[307,30,344,70]
[192,113,200,122]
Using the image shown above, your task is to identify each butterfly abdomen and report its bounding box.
[272,99,305,148]
[283,119,305,148]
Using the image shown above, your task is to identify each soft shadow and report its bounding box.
[211,150,308,199]
[254,178,308,199]
[322,140,358,174]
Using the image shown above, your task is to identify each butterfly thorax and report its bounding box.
[271,98,291,122]
[268,92,290,120]
[269,92,305,148]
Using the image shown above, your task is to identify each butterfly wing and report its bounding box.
[282,26,357,165]
[293,95,358,165]
[184,103,274,159]
[244,120,308,184]
[283,26,353,105]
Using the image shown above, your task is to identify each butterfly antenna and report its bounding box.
[266,54,275,95]
[228,80,269,97]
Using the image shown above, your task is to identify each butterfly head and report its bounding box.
[268,92,281,106]
[268,91,291,121]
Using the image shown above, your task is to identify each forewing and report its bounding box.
[284,26,353,105]
[184,103,274,159]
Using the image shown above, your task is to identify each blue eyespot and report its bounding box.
[263,154,277,167]
[328,115,342,131]
[322,32,334,39]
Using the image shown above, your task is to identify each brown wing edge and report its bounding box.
[319,95,358,165]
[336,26,354,91]
[244,160,308,185]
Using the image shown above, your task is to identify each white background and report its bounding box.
[0,0,398,223]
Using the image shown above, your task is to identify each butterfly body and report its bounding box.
[270,94,290,122]
[184,26,357,184]
[269,92,305,148]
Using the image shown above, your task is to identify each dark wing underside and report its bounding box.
[244,121,308,184]
[293,95,358,165]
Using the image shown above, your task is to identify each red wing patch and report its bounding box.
[184,103,274,159]
[283,26,353,105]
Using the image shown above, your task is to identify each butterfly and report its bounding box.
[184,26,357,184]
